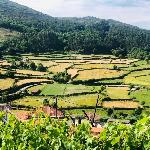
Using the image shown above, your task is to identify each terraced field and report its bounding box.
[74,69,127,81]
[102,101,140,109]
[28,83,102,96]
[106,86,130,99]
[16,69,48,76]
[124,70,150,86]
[0,78,15,90]
[1,54,150,118]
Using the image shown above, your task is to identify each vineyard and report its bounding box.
[0,113,150,149]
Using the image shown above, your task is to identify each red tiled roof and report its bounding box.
[16,112,32,121]
[42,106,64,118]
[91,127,104,135]
[85,112,100,121]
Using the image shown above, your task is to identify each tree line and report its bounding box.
[0,0,150,59]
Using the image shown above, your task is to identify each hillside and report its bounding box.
[0,0,150,59]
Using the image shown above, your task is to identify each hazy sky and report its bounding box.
[11,0,150,30]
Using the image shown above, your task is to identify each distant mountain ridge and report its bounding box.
[0,0,150,59]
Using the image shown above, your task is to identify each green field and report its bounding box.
[28,83,102,96]
[130,88,150,107]
[106,86,130,99]
[124,70,150,86]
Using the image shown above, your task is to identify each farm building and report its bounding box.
[31,89,41,95]
[0,104,11,111]
[91,127,104,136]
[40,106,64,118]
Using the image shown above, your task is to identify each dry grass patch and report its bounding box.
[102,101,140,109]
[67,68,79,78]
[0,60,11,66]
[32,60,57,67]
[48,63,72,73]
[75,69,126,81]
[16,69,48,76]
[0,78,15,90]
[16,79,50,86]
[106,86,130,99]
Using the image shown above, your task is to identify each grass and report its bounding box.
[130,88,150,107]
[12,94,98,108]
[74,69,127,81]
[16,79,51,86]
[58,94,98,108]
[74,63,128,70]
[12,96,53,107]
[106,86,130,99]
[48,63,72,73]
[16,69,48,76]
[0,78,15,90]
[124,70,150,87]
[66,108,108,117]
[98,79,123,84]
[28,83,102,96]
[32,60,57,67]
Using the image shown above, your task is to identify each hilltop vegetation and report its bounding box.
[0,0,150,58]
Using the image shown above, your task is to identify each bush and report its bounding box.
[53,72,71,83]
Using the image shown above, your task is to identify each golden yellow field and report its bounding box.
[0,60,11,66]
[74,69,126,81]
[32,60,57,67]
[106,86,130,99]
[48,63,72,73]
[0,78,15,90]
[74,63,128,70]
[67,68,79,78]
[16,79,51,86]
[16,69,48,76]
[102,101,140,108]
[0,68,6,74]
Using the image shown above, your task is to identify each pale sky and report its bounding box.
[11,0,150,30]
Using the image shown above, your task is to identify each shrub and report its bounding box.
[53,72,71,83]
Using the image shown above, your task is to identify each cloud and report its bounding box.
[11,0,150,30]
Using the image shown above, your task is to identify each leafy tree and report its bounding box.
[37,63,47,72]
[53,72,71,83]
[29,62,36,71]
[43,99,49,106]
[5,69,15,78]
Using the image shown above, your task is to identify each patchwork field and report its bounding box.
[1,53,150,118]
[16,69,48,76]
[74,69,127,81]
[102,101,140,109]
[124,70,150,86]
[28,83,102,96]
[106,86,130,99]
[16,79,51,86]
[0,78,15,90]
[48,63,73,73]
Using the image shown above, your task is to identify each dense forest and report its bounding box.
[0,0,150,59]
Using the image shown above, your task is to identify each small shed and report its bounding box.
[41,106,64,118]
[31,89,41,95]
[0,104,11,111]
